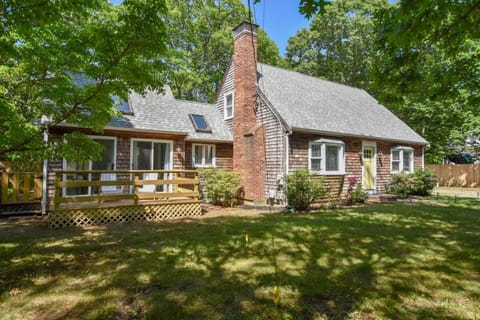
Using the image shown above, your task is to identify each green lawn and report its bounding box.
[1,199,479,319]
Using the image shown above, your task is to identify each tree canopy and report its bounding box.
[372,0,480,162]
[284,0,480,162]
[286,0,388,91]
[1,0,169,162]
[1,0,281,162]
[164,0,283,103]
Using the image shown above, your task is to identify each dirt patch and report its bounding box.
[433,187,480,198]
[199,203,277,219]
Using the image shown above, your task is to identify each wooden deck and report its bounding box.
[49,169,202,228]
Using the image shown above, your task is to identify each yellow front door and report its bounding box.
[363,146,375,190]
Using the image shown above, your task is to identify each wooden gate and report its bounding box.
[0,171,43,205]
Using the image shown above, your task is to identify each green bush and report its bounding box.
[387,169,437,198]
[284,170,328,211]
[199,168,241,207]
[351,184,368,203]
[411,168,437,196]
[387,173,414,198]
[345,176,367,204]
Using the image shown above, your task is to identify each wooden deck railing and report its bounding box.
[53,169,199,209]
[0,172,42,204]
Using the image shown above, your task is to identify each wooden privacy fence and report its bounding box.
[50,169,202,228]
[0,171,42,205]
[426,164,480,187]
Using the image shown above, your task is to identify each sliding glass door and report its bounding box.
[64,137,116,196]
[132,140,172,192]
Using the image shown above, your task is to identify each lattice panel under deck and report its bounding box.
[49,202,202,228]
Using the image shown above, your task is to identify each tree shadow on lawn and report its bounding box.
[0,202,479,319]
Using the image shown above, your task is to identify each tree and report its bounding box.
[285,0,388,91]
[164,0,283,102]
[372,1,480,162]
[0,0,168,162]
[285,0,480,162]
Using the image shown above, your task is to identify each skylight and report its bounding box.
[189,114,212,133]
[111,95,132,114]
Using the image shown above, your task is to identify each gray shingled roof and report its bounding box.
[70,75,231,142]
[109,88,232,142]
[257,63,428,145]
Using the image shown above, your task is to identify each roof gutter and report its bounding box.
[290,127,429,146]
[186,138,233,143]
[54,123,189,137]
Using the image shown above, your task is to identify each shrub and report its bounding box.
[351,184,368,203]
[199,168,241,207]
[411,168,437,196]
[387,173,415,198]
[387,169,437,198]
[345,176,368,204]
[284,170,328,211]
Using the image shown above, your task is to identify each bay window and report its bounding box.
[309,138,345,174]
[391,146,414,173]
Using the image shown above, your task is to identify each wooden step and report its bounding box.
[366,193,397,204]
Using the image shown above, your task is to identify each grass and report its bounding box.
[1,199,479,319]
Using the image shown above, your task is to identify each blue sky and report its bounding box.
[242,0,310,56]
[109,0,310,56]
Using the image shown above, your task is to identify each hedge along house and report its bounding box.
[216,21,428,203]
[48,85,233,198]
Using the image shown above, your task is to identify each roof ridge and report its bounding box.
[173,98,215,107]
[257,62,366,93]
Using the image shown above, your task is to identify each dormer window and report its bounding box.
[111,95,132,114]
[224,92,234,119]
[189,114,212,133]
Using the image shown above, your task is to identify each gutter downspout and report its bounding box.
[284,130,293,208]
[422,146,425,169]
[285,130,293,176]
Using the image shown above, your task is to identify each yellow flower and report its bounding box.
[245,234,249,243]
[271,286,280,305]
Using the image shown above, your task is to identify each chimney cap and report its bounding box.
[232,21,259,39]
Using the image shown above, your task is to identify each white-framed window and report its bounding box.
[224,92,234,119]
[193,144,216,167]
[391,146,414,173]
[308,138,345,174]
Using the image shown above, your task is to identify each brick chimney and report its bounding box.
[232,21,265,203]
